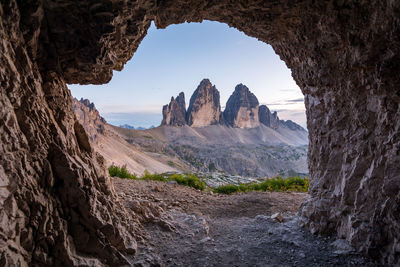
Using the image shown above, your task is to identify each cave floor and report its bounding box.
[113,178,378,266]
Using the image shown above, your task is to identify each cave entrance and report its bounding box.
[69,21,309,186]
[68,21,313,264]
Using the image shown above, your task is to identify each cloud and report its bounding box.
[279,88,300,92]
[287,98,304,103]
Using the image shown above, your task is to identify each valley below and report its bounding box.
[115,125,308,178]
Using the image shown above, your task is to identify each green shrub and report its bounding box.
[142,170,167,182]
[108,165,137,179]
[169,173,206,190]
[213,184,240,194]
[213,176,309,194]
[109,167,206,191]
[109,166,308,194]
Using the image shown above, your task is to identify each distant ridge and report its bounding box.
[119,124,155,130]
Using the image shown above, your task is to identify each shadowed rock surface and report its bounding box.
[161,92,186,126]
[259,104,306,132]
[259,105,272,127]
[224,84,260,128]
[1,0,399,265]
[186,79,223,127]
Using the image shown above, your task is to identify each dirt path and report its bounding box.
[113,178,378,266]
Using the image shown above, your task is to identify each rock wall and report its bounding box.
[259,105,306,132]
[0,1,138,265]
[161,92,186,126]
[1,0,399,265]
[186,79,222,127]
[224,84,260,128]
[258,105,271,128]
[73,98,106,143]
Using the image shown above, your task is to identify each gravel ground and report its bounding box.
[113,178,380,267]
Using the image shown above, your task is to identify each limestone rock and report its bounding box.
[270,111,280,130]
[224,84,260,128]
[271,213,284,223]
[161,92,186,126]
[258,105,272,127]
[186,79,222,127]
[73,98,106,143]
[281,120,305,132]
[259,105,305,132]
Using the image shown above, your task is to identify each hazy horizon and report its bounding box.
[69,21,306,129]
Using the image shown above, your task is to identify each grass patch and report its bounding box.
[213,176,309,194]
[109,165,308,194]
[109,165,206,190]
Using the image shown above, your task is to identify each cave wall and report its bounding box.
[0,1,138,265]
[1,0,399,265]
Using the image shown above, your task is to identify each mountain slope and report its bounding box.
[73,98,188,175]
[113,125,308,177]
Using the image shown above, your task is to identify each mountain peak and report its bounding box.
[186,79,222,127]
[223,83,260,128]
[161,92,186,126]
[160,80,305,132]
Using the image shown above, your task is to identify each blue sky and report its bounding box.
[68,21,306,128]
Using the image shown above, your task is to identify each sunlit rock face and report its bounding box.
[161,92,187,126]
[224,84,260,128]
[73,98,106,143]
[186,79,223,127]
[1,0,399,265]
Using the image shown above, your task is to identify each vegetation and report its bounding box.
[108,165,137,179]
[108,165,206,190]
[109,165,308,194]
[212,176,309,194]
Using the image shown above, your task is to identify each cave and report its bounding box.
[0,0,399,266]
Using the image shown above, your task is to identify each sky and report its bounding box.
[68,21,306,128]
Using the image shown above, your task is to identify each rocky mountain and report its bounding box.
[120,124,135,129]
[120,124,156,130]
[73,94,308,177]
[258,105,271,127]
[160,79,306,133]
[117,125,308,177]
[161,92,186,126]
[259,105,304,131]
[186,79,223,127]
[73,98,183,175]
[73,98,106,143]
[224,84,260,128]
